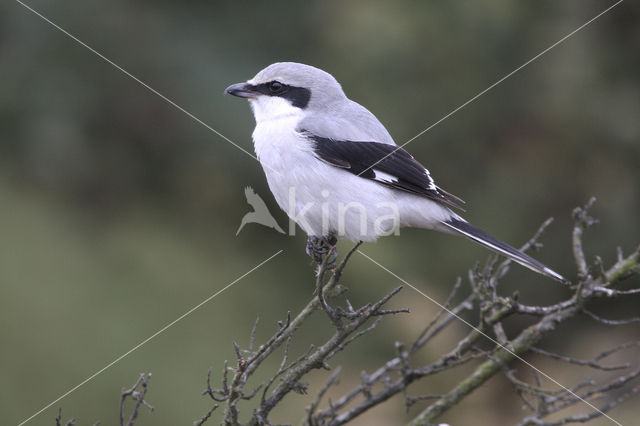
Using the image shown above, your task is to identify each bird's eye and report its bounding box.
[269,81,284,92]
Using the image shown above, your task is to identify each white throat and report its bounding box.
[249,96,304,124]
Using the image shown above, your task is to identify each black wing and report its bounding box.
[305,132,464,210]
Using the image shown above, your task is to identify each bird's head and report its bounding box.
[225,62,346,123]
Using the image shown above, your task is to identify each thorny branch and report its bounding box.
[406,200,639,426]
[56,373,153,426]
[193,199,639,425]
[55,408,76,426]
[120,373,154,426]
[57,200,638,425]
[196,241,410,425]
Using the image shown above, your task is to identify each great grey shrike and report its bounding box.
[225,62,565,282]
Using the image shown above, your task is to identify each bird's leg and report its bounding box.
[310,235,343,328]
[306,236,326,264]
[324,234,338,268]
[305,234,339,268]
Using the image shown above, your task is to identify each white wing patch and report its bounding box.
[424,169,436,190]
[372,169,398,184]
[374,168,437,191]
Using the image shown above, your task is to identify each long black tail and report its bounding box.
[441,218,566,283]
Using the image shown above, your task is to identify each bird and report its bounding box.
[236,186,285,235]
[225,62,565,282]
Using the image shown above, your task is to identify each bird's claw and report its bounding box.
[306,235,338,268]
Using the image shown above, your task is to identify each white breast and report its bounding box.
[251,101,312,213]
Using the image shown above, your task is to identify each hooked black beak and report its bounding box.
[224,82,257,99]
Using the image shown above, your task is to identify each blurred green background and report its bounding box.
[1,1,639,425]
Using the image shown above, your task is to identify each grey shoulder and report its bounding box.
[299,99,395,145]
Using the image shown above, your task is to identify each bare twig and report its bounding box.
[193,405,218,426]
[517,367,640,426]
[572,197,598,279]
[257,285,407,420]
[55,408,75,426]
[120,373,153,426]
[410,277,464,354]
[306,366,342,423]
[530,346,631,371]
[582,308,640,325]
[192,200,639,425]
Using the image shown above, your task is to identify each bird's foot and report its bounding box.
[305,236,325,263]
[306,235,338,269]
